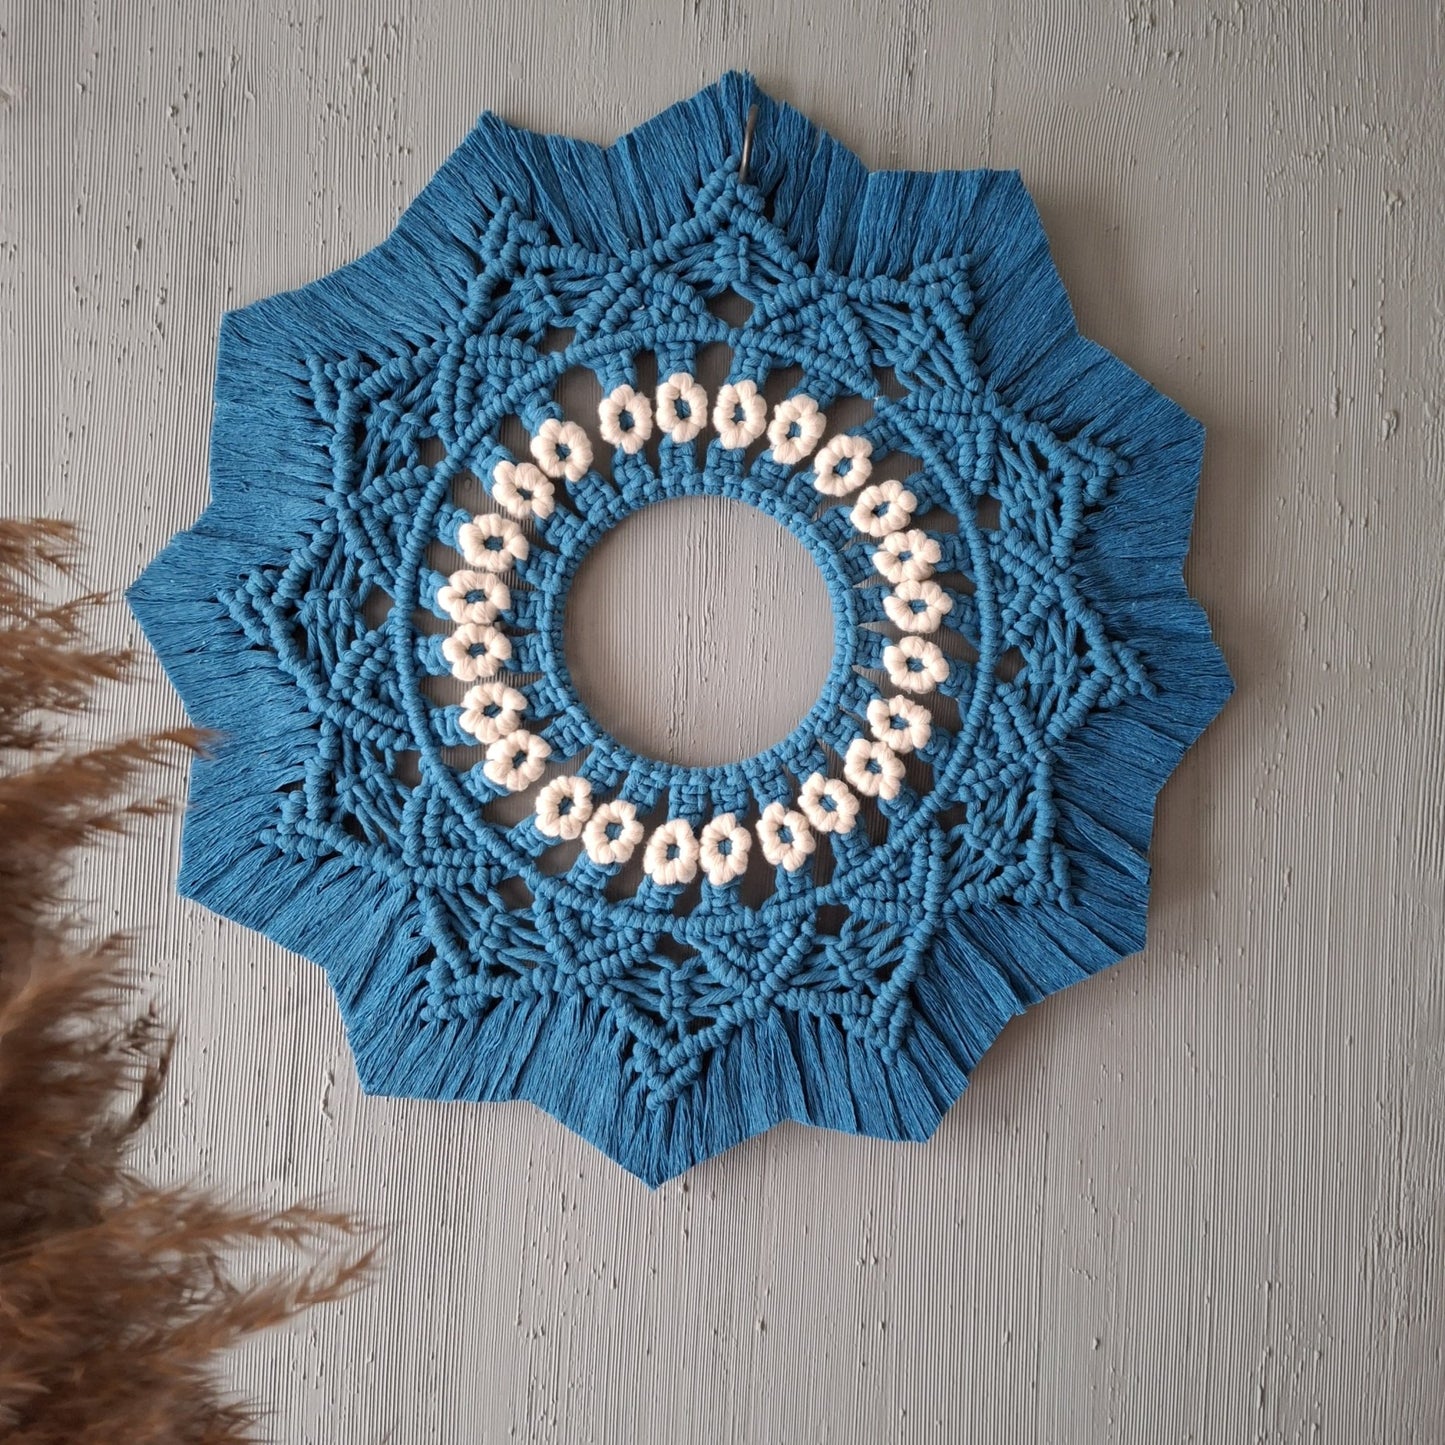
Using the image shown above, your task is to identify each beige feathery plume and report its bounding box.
[0,520,374,1445]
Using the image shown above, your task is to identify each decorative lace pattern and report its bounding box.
[129,75,1232,1186]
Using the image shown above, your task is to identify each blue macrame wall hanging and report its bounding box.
[130,74,1232,1186]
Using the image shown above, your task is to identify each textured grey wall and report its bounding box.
[7,2,1444,1441]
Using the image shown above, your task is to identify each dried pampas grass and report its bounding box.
[0,520,374,1444]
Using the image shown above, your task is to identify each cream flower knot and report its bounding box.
[483,729,550,793]
[437,569,509,626]
[491,459,556,520]
[843,738,905,801]
[874,527,941,584]
[441,622,511,682]
[767,394,826,465]
[582,798,644,867]
[757,802,815,873]
[530,417,593,482]
[457,513,529,572]
[699,813,751,887]
[712,379,767,450]
[798,773,860,835]
[866,695,931,754]
[459,680,527,744]
[851,478,918,539]
[656,372,707,443]
[813,433,873,496]
[883,635,949,694]
[535,775,593,841]
[883,578,952,635]
[598,384,654,454]
[643,818,701,888]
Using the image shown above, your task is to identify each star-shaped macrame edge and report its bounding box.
[129,74,1231,1186]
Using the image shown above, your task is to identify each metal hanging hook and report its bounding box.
[738,103,759,184]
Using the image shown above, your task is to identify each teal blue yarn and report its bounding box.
[127,74,1232,1187]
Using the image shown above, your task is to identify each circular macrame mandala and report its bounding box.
[131,75,1231,1186]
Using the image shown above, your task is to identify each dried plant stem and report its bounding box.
[0,520,374,1445]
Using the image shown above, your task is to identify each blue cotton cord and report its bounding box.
[126,74,1232,1187]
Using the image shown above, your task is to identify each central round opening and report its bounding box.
[564,497,836,768]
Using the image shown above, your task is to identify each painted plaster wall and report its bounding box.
[6,2,1443,1440]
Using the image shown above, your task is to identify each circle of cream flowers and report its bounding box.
[448,370,981,894]
[599,384,654,454]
